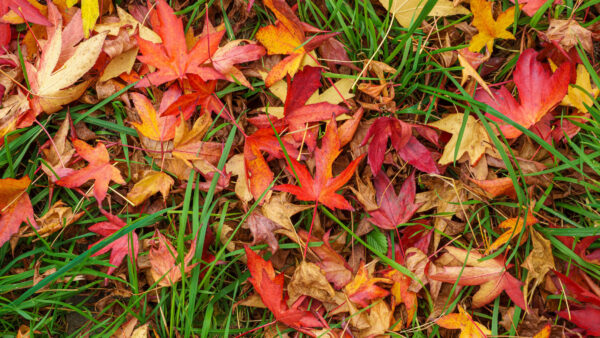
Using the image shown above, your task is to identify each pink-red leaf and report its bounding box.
[89,210,138,276]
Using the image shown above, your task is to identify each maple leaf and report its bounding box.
[130,92,181,141]
[88,210,138,276]
[511,0,561,17]
[344,262,391,308]
[298,230,353,289]
[382,245,418,329]
[208,39,266,89]
[161,75,226,117]
[560,64,600,114]
[244,128,299,201]
[429,114,493,165]
[362,116,439,175]
[436,305,491,338]
[367,172,421,230]
[275,118,364,210]
[378,0,469,28]
[135,0,224,87]
[0,177,37,247]
[57,140,126,204]
[429,247,527,309]
[255,0,337,86]
[485,213,538,254]
[468,0,516,53]
[149,230,214,287]
[474,49,570,138]
[172,112,223,166]
[245,212,282,253]
[553,270,600,335]
[0,0,50,26]
[244,245,322,329]
[25,3,107,114]
[126,171,174,207]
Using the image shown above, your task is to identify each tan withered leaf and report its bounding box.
[28,201,83,237]
[428,113,493,166]
[523,229,555,300]
[458,51,493,97]
[126,171,174,206]
[379,0,469,28]
[226,154,253,204]
[173,113,221,167]
[26,3,107,114]
[546,19,593,53]
[261,193,312,240]
[287,261,336,304]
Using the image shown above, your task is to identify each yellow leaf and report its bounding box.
[81,0,99,37]
[561,64,600,113]
[126,171,174,206]
[437,305,491,338]
[469,0,516,52]
[486,213,538,254]
[378,0,469,28]
[428,114,493,166]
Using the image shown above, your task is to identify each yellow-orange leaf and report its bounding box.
[436,305,491,338]
[486,213,538,254]
[126,171,174,206]
[469,0,516,52]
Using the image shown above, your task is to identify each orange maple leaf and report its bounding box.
[469,0,516,52]
[256,0,337,86]
[275,118,364,210]
[0,177,37,247]
[135,0,224,87]
[436,305,491,338]
[130,92,181,141]
[57,140,126,204]
[345,261,391,308]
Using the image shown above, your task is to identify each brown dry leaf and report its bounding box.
[523,229,555,301]
[428,113,493,166]
[359,300,393,337]
[29,201,83,237]
[173,113,221,167]
[287,261,336,304]
[226,154,253,204]
[415,177,468,249]
[126,171,174,206]
[245,211,282,253]
[458,51,493,97]
[405,247,442,298]
[349,170,378,211]
[261,193,312,244]
[100,47,138,82]
[94,6,161,43]
[546,19,593,53]
[378,0,469,28]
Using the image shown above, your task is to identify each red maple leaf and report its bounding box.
[0,0,50,26]
[475,48,570,138]
[244,128,299,201]
[361,116,439,175]
[244,245,322,330]
[57,140,126,204]
[0,177,37,247]
[135,0,225,87]
[553,270,600,335]
[275,117,364,210]
[249,66,348,149]
[161,75,225,117]
[89,210,138,276]
[367,172,422,230]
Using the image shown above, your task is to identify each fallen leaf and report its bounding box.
[57,140,126,204]
[26,3,107,114]
[367,172,421,230]
[522,229,555,300]
[378,0,469,28]
[130,92,181,141]
[31,201,83,237]
[0,176,37,247]
[126,171,174,206]
[244,245,322,329]
[429,247,527,309]
[245,212,282,253]
[275,117,364,210]
[468,0,516,52]
[299,230,353,289]
[81,0,99,37]
[88,210,138,276]
[135,0,224,87]
[546,19,593,53]
[436,305,491,338]
[512,0,561,17]
[287,261,336,303]
[486,213,538,254]
[560,63,600,114]
[362,116,439,175]
[474,49,570,138]
[429,113,492,166]
[344,261,391,307]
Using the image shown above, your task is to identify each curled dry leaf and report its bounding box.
[126,171,174,206]
[31,201,83,237]
[245,211,282,253]
[287,261,336,304]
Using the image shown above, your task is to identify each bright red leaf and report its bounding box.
[475,48,570,138]
[362,116,439,175]
[244,245,322,329]
[275,117,364,210]
[89,210,138,276]
[57,140,126,204]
